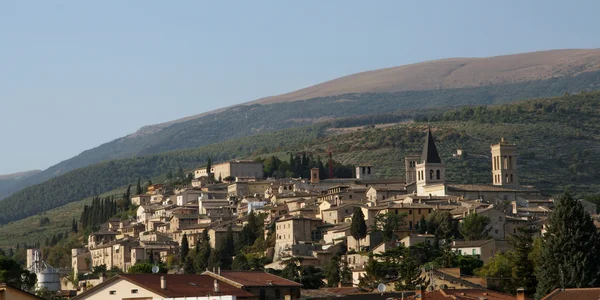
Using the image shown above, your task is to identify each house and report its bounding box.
[169,214,200,232]
[321,203,356,225]
[451,239,508,263]
[130,194,151,206]
[175,189,203,206]
[0,283,44,299]
[71,274,256,300]
[274,216,322,261]
[195,160,263,180]
[406,287,519,300]
[399,234,436,247]
[208,227,242,250]
[203,271,303,300]
[541,287,600,300]
[366,186,406,202]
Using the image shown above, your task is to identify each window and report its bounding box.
[429,170,434,179]
[275,289,281,299]
[131,289,138,294]
[495,229,498,234]
[428,209,432,213]
[436,169,440,180]
[472,249,477,255]
[510,174,514,183]
[409,209,412,215]
[109,291,116,295]
[409,221,413,229]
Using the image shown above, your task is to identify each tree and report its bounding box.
[426,210,455,239]
[180,234,190,263]
[183,256,195,274]
[206,158,213,178]
[394,258,429,291]
[71,219,78,233]
[136,177,142,195]
[509,228,537,297]
[0,255,36,290]
[299,266,325,289]
[232,255,250,271]
[128,262,166,274]
[459,213,490,241]
[324,254,351,287]
[535,191,600,299]
[476,252,514,293]
[350,207,367,250]
[372,212,406,242]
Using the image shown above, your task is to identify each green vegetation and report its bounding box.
[534,192,600,299]
[2,91,600,246]
[0,254,37,290]
[4,68,600,202]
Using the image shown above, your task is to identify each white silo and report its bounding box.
[37,263,61,292]
[26,249,61,292]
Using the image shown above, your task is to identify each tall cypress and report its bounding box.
[350,207,367,251]
[535,191,600,299]
[136,177,142,195]
[181,233,190,262]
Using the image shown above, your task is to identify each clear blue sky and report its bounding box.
[1,0,599,174]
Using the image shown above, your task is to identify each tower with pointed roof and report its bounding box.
[415,128,446,196]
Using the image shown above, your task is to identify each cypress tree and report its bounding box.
[136,177,142,195]
[535,191,600,299]
[350,207,367,251]
[181,234,190,262]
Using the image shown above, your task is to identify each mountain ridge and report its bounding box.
[3,48,600,200]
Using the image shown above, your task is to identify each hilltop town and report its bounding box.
[12,128,596,300]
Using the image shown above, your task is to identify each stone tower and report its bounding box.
[310,168,320,184]
[416,129,445,195]
[491,138,518,186]
[404,155,419,184]
[355,165,375,180]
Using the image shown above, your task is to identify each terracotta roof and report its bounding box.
[71,274,255,300]
[447,183,539,192]
[204,271,303,288]
[407,289,515,300]
[542,288,600,300]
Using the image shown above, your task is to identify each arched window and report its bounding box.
[508,156,512,169]
[510,174,513,183]
[436,169,441,180]
[429,170,434,180]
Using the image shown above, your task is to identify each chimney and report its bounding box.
[214,279,220,293]
[416,285,425,297]
[516,288,525,300]
[80,284,87,294]
[160,276,166,290]
[218,266,221,275]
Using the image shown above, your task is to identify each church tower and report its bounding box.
[491,138,519,186]
[404,155,419,184]
[416,129,445,195]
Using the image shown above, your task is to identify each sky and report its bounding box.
[1,0,600,175]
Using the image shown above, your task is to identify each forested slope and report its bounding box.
[1,91,599,226]
[3,69,600,200]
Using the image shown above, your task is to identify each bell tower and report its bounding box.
[491,138,518,186]
[404,155,419,184]
[416,128,445,195]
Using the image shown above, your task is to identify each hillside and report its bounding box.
[3,49,600,200]
[0,91,599,232]
[254,49,600,104]
[0,170,41,193]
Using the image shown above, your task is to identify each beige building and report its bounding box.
[195,160,263,180]
[203,271,303,300]
[71,274,256,300]
[228,181,270,198]
[491,138,518,186]
[208,227,242,250]
[321,203,355,225]
[130,194,151,206]
[274,216,322,261]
